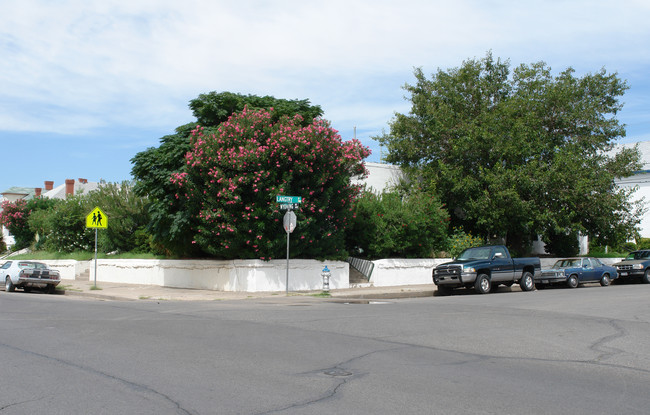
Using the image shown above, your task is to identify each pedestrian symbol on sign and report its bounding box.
[86,207,108,229]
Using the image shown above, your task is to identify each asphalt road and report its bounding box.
[1,283,650,414]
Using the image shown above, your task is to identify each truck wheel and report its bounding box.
[567,274,579,289]
[436,286,452,296]
[520,272,534,291]
[5,277,15,292]
[643,269,650,284]
[474,274,491,294]
[600,274,611,287]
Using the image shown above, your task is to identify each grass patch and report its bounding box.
[311,291,332,298]
[139,296,151,300]
[56,284,81,292]
[90,285,102,290]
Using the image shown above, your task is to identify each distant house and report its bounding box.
[1,178,99,248]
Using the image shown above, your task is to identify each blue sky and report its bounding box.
[1,0,649,192]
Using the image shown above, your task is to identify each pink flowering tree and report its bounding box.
[0,199,32,249]
[172,107,370,260]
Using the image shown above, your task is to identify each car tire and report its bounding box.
[643,269,650,284]
[5,276,15,292]
[436,286,452,296]
[600,274,611,287]
[520,272,534,291]
[567,274,579,289]
[474,274,491,294]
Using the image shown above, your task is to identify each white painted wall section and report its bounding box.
[59,259,350,292]
[370,258,449,287]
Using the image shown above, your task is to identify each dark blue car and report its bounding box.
[536,257,618,288]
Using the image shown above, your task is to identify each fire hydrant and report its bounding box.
[321,266,331,292]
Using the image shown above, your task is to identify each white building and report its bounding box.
[614,141,650,238]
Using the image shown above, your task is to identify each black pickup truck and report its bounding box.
[432,245,541,294]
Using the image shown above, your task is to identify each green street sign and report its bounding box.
[276,195,302,204]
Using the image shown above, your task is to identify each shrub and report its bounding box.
[636,238,650,250]
[346,188,449,259]
[447,228,484,258]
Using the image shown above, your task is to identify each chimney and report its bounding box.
[35,188,42,197]
[65,179,75,196]
[78,178,88,184]
[44,181,54,191]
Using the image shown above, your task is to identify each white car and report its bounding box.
[2,261,61,294]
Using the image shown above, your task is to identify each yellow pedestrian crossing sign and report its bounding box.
[86,207,108,229]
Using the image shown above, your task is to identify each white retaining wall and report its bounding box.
[43,259,348,292]
[369,257,625,288]
[36,257,626,292]
[370,258,450,287]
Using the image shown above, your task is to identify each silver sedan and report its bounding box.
[2,260,61,294]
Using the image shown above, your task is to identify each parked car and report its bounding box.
[2,261,61,293]
[536,257,617,289]
[432,245,540,294]
[613,250,650,283]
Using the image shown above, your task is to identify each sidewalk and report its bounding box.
[55,279,436,302]
[52,280,435,301]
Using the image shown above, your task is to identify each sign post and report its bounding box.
[85,207,108,288]
[277,196,301,294]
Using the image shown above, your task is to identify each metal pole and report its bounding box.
[286,230,290,295]
[94,228,98,288]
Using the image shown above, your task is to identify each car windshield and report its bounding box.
[553,259,582,268]
[625,251,650,260]
[457,247,492,260]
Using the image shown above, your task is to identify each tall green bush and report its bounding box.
[38,195,94,252]
[86,182,151,253]
[346,188,449,259]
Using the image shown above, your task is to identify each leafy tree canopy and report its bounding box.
[377,52,643,253]
[131,92,324,256]
[189,91,323,127]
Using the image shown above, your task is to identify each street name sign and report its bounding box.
[276,195,302,204]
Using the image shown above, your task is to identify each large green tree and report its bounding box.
[131,92,323,256]
[378,53,643,253]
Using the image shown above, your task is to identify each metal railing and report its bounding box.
[347,257,375,281]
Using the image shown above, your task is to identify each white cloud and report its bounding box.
[0,0,648,141]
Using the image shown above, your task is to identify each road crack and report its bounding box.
[0,342,195,415]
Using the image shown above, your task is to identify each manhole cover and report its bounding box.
[324,368,353,377]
